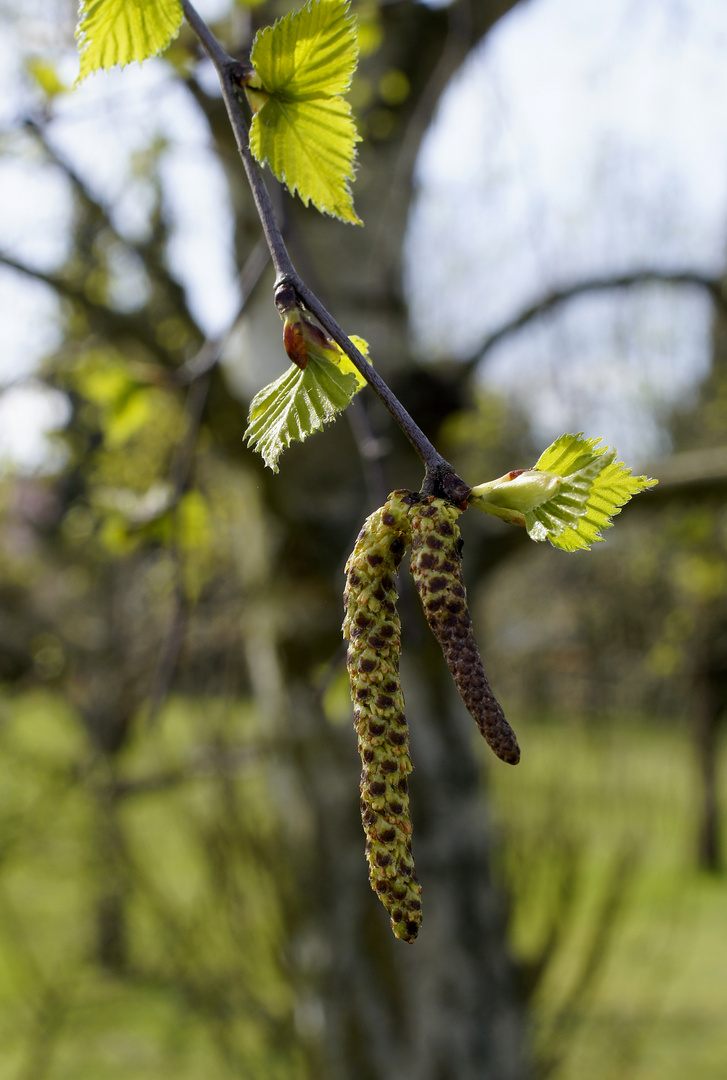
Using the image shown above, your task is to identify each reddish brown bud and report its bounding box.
[283,319,308,369]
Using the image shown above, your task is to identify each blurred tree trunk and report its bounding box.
[290,658,528,1080]
[228,1,532,1075]
[694,677,722,872]
[692,625,725,873]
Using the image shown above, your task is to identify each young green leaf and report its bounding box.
[469,433,657,552]
[247,0,362,224]
[76,0,182,82]
[244,331,370,471]
[250,0,358,97]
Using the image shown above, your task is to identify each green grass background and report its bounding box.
[489,714,727,1080]
[0,691,724,1079]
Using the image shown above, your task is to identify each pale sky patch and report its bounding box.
[405,0,727,459]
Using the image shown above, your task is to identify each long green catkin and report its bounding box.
[342,490,422,943]
[409,497,520,765]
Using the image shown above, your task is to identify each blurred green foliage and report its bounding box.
[0,691,724,1079]
[0,691,308,1080]
[490,713,727,1080]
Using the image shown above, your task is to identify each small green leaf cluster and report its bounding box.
[75,0,362,224]
[469,433,658,551]
[247,0,362,224]
[73,0,369,470]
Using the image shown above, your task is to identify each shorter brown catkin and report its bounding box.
[342,490,422,942]
[409,497,520,765]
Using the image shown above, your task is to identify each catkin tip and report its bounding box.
[498,740,520,766]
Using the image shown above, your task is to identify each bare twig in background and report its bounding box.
[466,269,727,367]
[146,238,270,725]
[0,249,175,367]
[538,845,640,1078]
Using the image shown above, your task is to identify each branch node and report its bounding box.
[421,465,471,508]
[274,281,299,314]
[228,60,254,87]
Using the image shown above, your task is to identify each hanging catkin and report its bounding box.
[409,497,520,765]
[342,490,422,942]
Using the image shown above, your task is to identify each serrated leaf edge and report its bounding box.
[76,0,183,82]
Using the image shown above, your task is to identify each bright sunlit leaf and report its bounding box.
[245,333,369,471]
[76,0,183,82]
[250,0,358,96]
[250,96,361,223]
[469,433,657,552]
[248,0,362,223]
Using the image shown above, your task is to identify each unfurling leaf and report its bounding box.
[244,312,369,471]
[469,433,657,552]
[76,0,183,81]
[247,0,362,224]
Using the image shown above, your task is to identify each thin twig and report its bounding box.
[293,278,455,482]
[180,0,469,501]
[181,0,293,279]
[345,398,390,509]
[145,570,189,726]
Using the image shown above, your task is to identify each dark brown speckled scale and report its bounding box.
[409,498,520,766]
